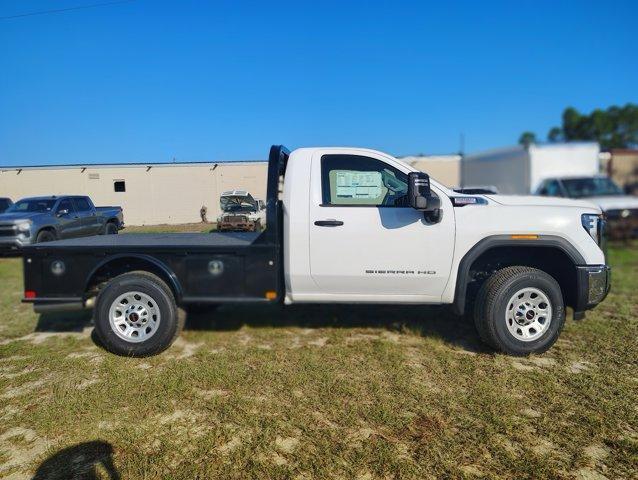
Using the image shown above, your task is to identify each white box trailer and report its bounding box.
[461,142,601,194]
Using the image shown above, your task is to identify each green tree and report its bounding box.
[547,127,563,142]
[543,103,638,150]
[518,131,537,146]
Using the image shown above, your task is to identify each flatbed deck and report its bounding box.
[21,145,289,317]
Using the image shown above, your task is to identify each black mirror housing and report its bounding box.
[408,172,441,222]
[408,172,434,211]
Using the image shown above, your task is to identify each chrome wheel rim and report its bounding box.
[108,291,161,343]
[505,287,552,342]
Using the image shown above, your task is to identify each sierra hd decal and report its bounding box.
[365,269,436,275]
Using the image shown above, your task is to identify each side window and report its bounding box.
[537,181,548,195]
[545,180,562,197]
[57,199,75,214]
[114,180,126,192]
[538,180,562,196]
[321,155,408,207]
[73,198,92,212]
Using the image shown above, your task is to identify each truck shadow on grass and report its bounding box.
[34,310,94,333]
[186,304,489,354]
[34,304,488,354]
[31,440,119,480]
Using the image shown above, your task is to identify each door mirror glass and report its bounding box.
[57,208,69,217]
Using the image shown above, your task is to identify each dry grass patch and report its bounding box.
[0,243,636,478]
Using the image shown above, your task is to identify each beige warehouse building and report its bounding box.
[0,153,462,225]
[0,161,267,225]
[399,154,462,188]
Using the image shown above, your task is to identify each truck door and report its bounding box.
[54,199,81,239]
[308,151,455,300]
[72,197,101,236]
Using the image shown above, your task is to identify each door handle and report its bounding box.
[314,220,344,227]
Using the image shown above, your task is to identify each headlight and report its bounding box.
[581,214,603,245]
[16,221,32,233]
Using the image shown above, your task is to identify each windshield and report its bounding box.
[224,204,256,213]
[0,199,11,211]
[6,199,56,213]
[562,177,624,198]
[220,193,257,213]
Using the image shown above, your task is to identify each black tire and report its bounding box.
[104,222,119,235]
[94,271,183,357]
[474,266,565,356]
[35,230,56,243]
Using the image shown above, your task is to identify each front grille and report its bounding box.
[605,208,638,220]
[225,215,248,223]
[0,226,17,237]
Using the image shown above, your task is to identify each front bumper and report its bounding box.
[574,265,611,316]
[0,236,32,252]
[217,222,256,232]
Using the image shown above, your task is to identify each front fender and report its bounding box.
[451,234,586,316]
[33,221,59,240]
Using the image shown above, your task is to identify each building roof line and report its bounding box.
[0,159,267,171]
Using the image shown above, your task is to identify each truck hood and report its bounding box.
[0,212,48,223]
[582,195,638,211]
[220,193,256,212]
[485,194,599,210]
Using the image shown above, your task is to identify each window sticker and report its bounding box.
[335,171,383,199]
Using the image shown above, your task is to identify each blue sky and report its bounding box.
[1,0,636,165]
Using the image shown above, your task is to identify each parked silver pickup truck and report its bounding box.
[0,195,123,253]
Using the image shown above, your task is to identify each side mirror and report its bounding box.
[408,172,441,221]
[408,172,434,210]
[57,209,69,217]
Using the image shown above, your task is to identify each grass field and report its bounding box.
[0,245,636,479]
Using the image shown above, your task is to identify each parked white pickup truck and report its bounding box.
[22,146,610,357]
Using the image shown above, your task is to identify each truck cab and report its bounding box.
[21,146,610,357]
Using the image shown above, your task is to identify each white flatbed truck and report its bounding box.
[22,145,610,357]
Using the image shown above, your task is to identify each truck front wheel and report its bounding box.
[474,266,565,356]
[36,230,56,243]
[94,271,183,357]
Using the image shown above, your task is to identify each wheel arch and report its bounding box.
[85,254,183,301]
[453,235,585,316]
[36,225,58,237]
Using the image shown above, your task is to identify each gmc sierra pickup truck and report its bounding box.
[0,195,123,253]
[21,146,610,357]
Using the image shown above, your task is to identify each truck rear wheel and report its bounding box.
[104,222,118,235]
[94,271,183,357]
[474,266,565,356]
